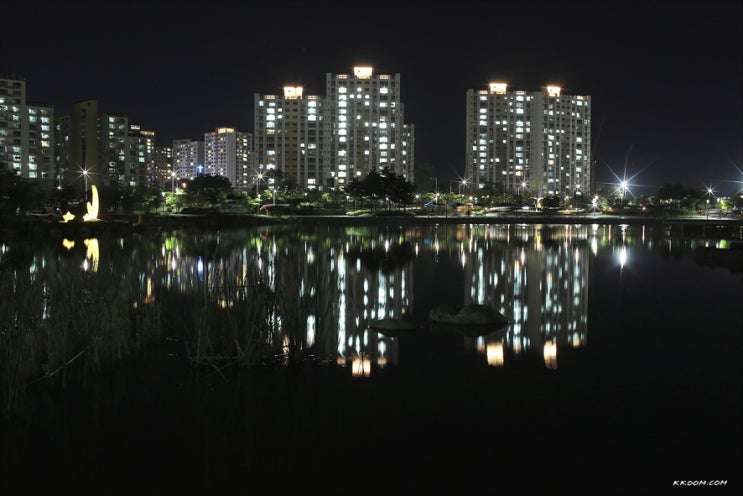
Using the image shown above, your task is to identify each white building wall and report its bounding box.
[466,83,591,199]
[254,89,324,191]
[0,76,55,189]
[325,67,412,188]
[172,138,204,186]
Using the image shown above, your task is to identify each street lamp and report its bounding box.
[619,180,628,212]
[706,187,714,220]
[518,181,527,197]
[82,168,89,201]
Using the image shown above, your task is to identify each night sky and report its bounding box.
[4,0,742,196]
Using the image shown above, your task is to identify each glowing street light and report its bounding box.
[518,181,527,197]
[459,179,468,195]
[619,180,629,212]
[82,168,89,200]
[705,186,716,220]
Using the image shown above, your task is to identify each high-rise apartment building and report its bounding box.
[55,99,129,192]
[253,67,415,191]
[0,75,55,189]
[171,138,204,190]
[203,127,252,192]
[326,67,414,188]
[153,141,173,190]
[465,83,591,199]
[254,87,324,191]
[127,124,156,188]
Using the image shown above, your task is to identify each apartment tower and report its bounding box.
[0,75,55,189]
[203,127,253,192]
[127,124,156,187]
[254,86,324,191]
[55,99,129,191]
[325,66,414,188]
[465,83,591,199]
[171,138,204,190]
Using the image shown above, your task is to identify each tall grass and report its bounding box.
[0,265,162,414]
[176,245,335,376]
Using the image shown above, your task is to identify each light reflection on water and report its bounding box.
[9,223,741,377]
[1,222,741,491]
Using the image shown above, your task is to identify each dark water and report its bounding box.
[1,223,741,493]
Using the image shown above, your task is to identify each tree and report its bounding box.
[0,170,46,215]
[345,178,366,207]
[657,182,687,200]
[184,174,233,207]
[383,169,415,207]
[343,167,415,210]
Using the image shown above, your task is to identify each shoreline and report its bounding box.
[2,212,742,241]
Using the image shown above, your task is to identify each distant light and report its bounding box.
[217,127,235,134]
[489,82,508,94]
[546,85,561,97]
[353,66,373,78]
[283,86,304,99]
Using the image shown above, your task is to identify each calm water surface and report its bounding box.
[0,222,741,493]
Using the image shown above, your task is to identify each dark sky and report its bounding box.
[4,0,742,195]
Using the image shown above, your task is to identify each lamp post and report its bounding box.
[82,168,89,201]
[706,187,714,219]
[255,173,263,196]
[518,181,527,198]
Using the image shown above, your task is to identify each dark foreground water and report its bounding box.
[1,222,741,494]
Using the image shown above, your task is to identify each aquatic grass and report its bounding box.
[0,264,163,414]
[184,272,277,375]
[179,242,336,374]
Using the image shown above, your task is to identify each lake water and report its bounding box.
[1,222,741,493]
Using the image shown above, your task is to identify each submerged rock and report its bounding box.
[369,318,419,336]
[429,304,509,327]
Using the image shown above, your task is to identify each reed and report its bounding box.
[179,245,335,374]
[183,269,277,375]
[0,265,163,414]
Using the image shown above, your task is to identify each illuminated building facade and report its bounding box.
[254,67,415,192]
[171,138,204,187]
[203,127,253,191]
[465,83,591,199]
[326,67,414,188]
[153,141,173,189]
[55,99,129,190]
[0,75,55,189]
[127,124,156,187]
[253,87,325,191]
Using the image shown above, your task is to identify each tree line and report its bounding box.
[1,167,740,217]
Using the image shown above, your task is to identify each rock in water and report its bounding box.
[429,304,509,326]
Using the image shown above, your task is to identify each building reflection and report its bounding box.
[4,222,662,376]
[458,224,592,370]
